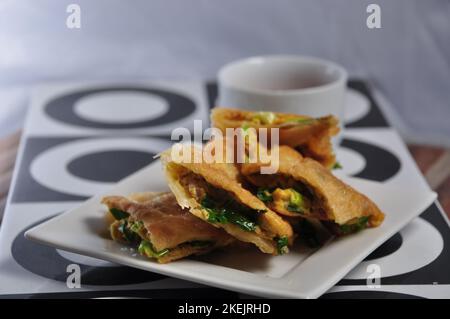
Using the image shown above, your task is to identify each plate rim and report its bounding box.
[24,162,438,299]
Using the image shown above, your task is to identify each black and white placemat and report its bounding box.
[0,80,448,299]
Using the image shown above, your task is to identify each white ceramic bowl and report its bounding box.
[218,55,348,123]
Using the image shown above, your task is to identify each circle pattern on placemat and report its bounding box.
[344,89,371,125]
[340,138,401,182]
[334,147,366,177]
[67,150,154,183]
[12,216,166,285]
[45,87,196,129]
[344,218,443,280]
[364,233,403,261]
[74,91,168,124]
[30,137,170,197]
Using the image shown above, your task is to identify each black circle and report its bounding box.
[13,216,165,285]
[67,150,155,183]
[364,233,403,261]
[340,138,401,182]
[45,87,196,129]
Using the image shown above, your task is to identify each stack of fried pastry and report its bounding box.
[102,108,384,263]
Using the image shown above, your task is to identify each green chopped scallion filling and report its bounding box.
[339,216,370,234]
[109,208,129,220]
[138,240,170,258]
[332,162,343,170]
[201,196,258,232]
[275,236,289,255]
[256,188,273,203]
[286,189,307,214]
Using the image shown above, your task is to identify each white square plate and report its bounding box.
[25,160,436,298]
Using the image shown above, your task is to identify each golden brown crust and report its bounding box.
[240,145,385,227]
[160,145,294,255]
[109,219,230,263]
[103,192,234,263]
[156,244,224,264]
[211,107,339,168]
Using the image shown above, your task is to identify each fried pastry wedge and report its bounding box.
[211,107,339,169]
[160,145,294,255]
[240,146,385,235]
[102,192,234,263]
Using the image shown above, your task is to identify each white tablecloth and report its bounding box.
[0,0,449,145]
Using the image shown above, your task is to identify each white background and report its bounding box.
[0,0,449,145]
